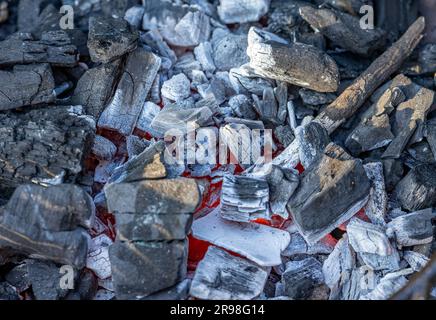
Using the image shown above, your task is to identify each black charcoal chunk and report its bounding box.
[0,63,55,111]
[87,16,138,64]
[0,282,20,300]
[217,0,270,24]
[0,184,94,268]
[296,122,331,170]
[425,118,436,159]
[124,6,145,28]
[0,106,95,188]
[287,143,371,244]
[247,27,339,93]
[212,30,248,72]
[300,6,386,56]
[267,166,299,217]
[190,246,268,300]
[27,260,70,300]
[395,164,436,211]
[299,89,336,106]
[5,263,30,293]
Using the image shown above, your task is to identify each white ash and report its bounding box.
[217,0,270,24]
[403,251,430,272]
[86,234,113,280]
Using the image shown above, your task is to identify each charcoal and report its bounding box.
[71,60,121,118]
[425,118,436,159]
[0,105,95,188]
[345,87,405,156]
[27,260,70,300]
[363,162,388,226]
[386,208,436,247]
[221,174,270,222]
[87,16,138,64]
[288,143,370,244]
[217,0,269,24]
[403,251,430,272]
[229,64,274,96]
[274,125,295,148]
[247,27,339,93]
[161,74,191,102]
[126,135,149,158]
[295,122,331,170]
[17,1,60,38]
[0,63,55,111]
[98,48,161,136]
[299,89,336,106]
[267,165,299,217]
[405,44,436,75]
[86,234,112,280]
[194,42,216,74]
[5,263,30,293]
[144,279,191,301]
[142,0,210,47]
[109,240,188,300]
[228,95,257,120]
[92,136,117,161]
[347,218,393,256]
[395,164,436,211]
[192,208,290,267]
[141,29,177,65]
[0,184,94,268]
[0,282,20,300]
[0,31,78,67]
[173,52,202,79]
[65,269,99,300]
[212,30,248,72]
[330,51,371,80]
[0,1,7,24]
[405,141,436,167]
[382,75,435,159]
[359,251,400,272]
[282,231,334,257]
[197,78,227,105]
[190,246,268,300]
[281,257,324,300]
[124,6,145,28]
[136,101,161,135]
[274,81,288,124]
[300,6,386,56]
[360,269,411,300]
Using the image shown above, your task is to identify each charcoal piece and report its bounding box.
[17,1,60,37]
[247,27,339,93]
[136,101,161,135]
[282,231,334,257]
[87,16,138,64]
[424,118,436,159]
[382,76,435,159]
[404,44,436,75]
[228,95,257,120]
[267,166,299,217]
[395,164,436,211]
[300,6,386,56]
[299,89,336,106]
[0,184,93,268]
[212,30,248,72]
[124,6,145,28]
[221,174,270,222]
[105,178,200,215]
[141,29,177,65]
[142,0,210,47]
[65,269,99,300]
[295,122,331,170]
[347,218,393,256]
[0,31,78,67]
[360,269,411,300]
[229,64,274,96]
[0,105,95,188]
[71,60,121,118]
[92,135,117,161]
[339,266,379,300]
[382,159,404,192]
[345,87,405,156]
[162,73,191,102]
[190,246,268,300]
[126,135,149,158]
[287,143,371,244]
[386,208,436,247]
[110,240,188,300]
[0,282,20,300]
[406,141,436,167]
[0,1,8,24]
[359,251,400,272]
[274,125,294,148]
[144,279,191,301]
[173,52,202,79]
[281,257,324,300]
[217,0,269,24]
[198,78,227,106]
[363,162,388,226]
[98,48,161,136]
[192,208,290,267]
[27,260,70,300]
[275,82,288,124]
[330,51,371,80]
[86,234,112,280]
[403,251,430,272]
[194,42,216,74]
[5,263,30,293]
[0,63,55,111]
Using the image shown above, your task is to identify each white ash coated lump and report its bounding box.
[403,251,430,272]
[217,0,270,24]
[190,246,268,300]
[161,73,192,102]
[86,234,113,280]
[124,5,145,28]
[194,42,216,74]
[282,229,334,257]
[363,162,388,226]
[267,165,299,218]
[212,29,249,72]
[92,135,117,161]
[228,94,257,120]
[360,269,413,300]
[347,218,393,256]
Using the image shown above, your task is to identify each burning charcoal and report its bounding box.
[0,282,20,300]
[360,269,412,300]
[212,30,248,72]
[282,231,334,257]
[192,208,290,267]
[363,162,388,226]
[141,29,177,65]
[403,251,430,272]
[295,122,331,170]
[221,174,270,222]
[217,0,269,24]
[144,279,191,301]
[0,106,95,187]
[0,31,78,67]
[86,235,112,280]
[395,164,436,211]
[382,75,435,159]
[229,64,274,96]
[87,16,138,63]
[190,246,268,300]
[274,125,295,148]
[347,218,393,256]
[0,1,8,24]
[150,106,214,138]
[267,165,299,217]
[98,48,161,136]
[228,94,257,120]
[27,260,70,300]
[71,60,121,118]
[126,135,149,158]
[0,184,94,268]
[247,27,339,93]
[0,63,55,111]
[299,89,336,106]
[194,42,216,74]
[142,0,210,47]
[92,136,117,161]
[288,143,370,244]
[386,208,436,247]
[161,73,191,102]
[124,6,144,28]
[300,6,386,56]
[110,240,188,300]
[281,257,324,300]
[345,87,405,156]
